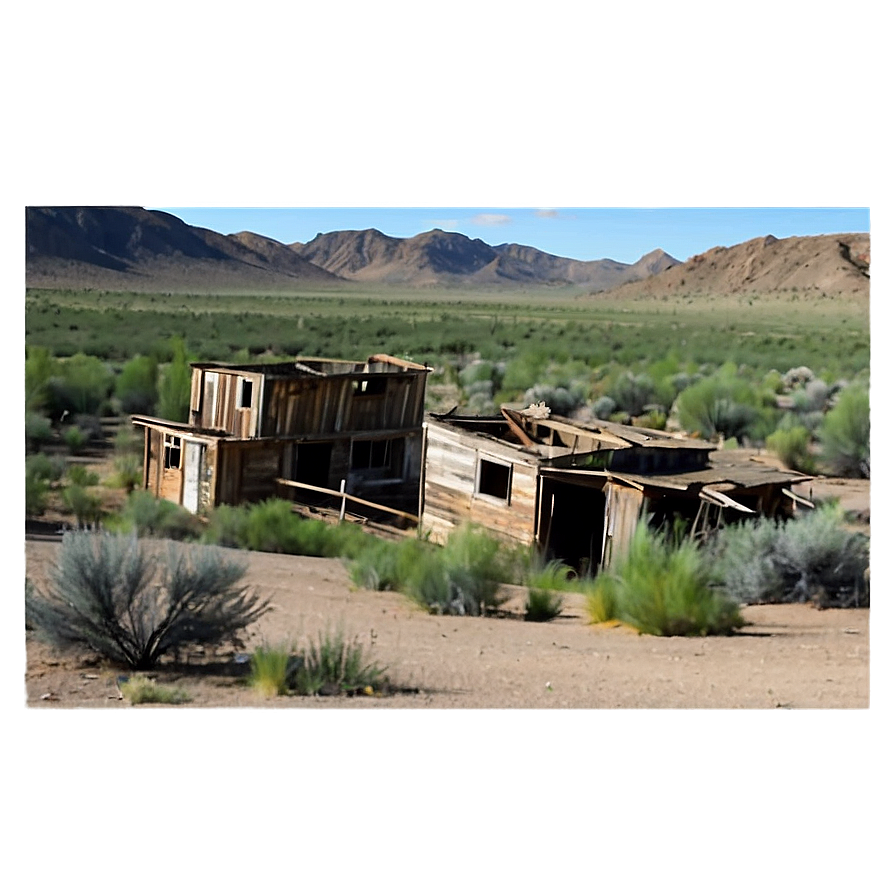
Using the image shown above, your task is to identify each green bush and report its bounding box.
[67,464,100,487]
[64,425,88,454]
[157,338,192,422]
[405,525,512,616]
[587,522,744,636]
[111,453,143,492]
[349,537,427,591]
[25,413,54,452]
[26,346,57,412]
[27,452,66,484]
[47,353,115,416]
[115,354,159,414]
[765,425,817,473]
[119,674,192,705]
[62,485,104,528]
[819,385,870,477]
[202,503,251,549]
[26,533,270,670]
[110,490,203,540]
[26,470,48,517]
[675,365,760,442]
[709,504,869,608]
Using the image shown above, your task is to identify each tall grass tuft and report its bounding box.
[249,642,295,697]
[291,629,388,696]
[587,522,744,636]
[119,674,192,705]
[405,525,512,616]
[524,588,564,622]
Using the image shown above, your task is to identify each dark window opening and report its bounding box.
[239,379,253,408]
[351,438,404,476]
[292,442,333,488]
[354,377,387,396]
[477,458,512,501]
[163,435,182,470]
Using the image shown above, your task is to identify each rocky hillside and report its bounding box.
[593,232,870,300]
[293,227,679,289]
[25,207,339,290]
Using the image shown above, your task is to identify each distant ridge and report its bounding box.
[591,232,870,300]
[26,206,339,290]
[25,207,869,298]
[25,208,681,291]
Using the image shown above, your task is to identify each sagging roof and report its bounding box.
[191,353,430,378]
[429,405,812,493]
[429,405,717,456]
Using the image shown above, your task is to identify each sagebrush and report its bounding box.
[26,533,270,669]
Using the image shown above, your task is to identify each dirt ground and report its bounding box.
[22,527,870,710]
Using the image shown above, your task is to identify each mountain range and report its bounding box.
[24,206,869,298]
[24,206,678,291]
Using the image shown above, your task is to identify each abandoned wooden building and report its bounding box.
[132,355,431,521]
[421,405,813,573]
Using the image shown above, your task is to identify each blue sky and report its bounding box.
[156,207,870,265]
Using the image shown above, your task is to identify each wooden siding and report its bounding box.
[422,424,538,547]
[193,369,261,436]
[602,484,644,568]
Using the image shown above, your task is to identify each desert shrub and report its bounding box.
[26,532,269,670]
[157,338,192,422]
[202,503,251,548]
[709,504,869,608]
[592,395,616,419]
[26,346,57,412]
[524,588,564,622]
[111,453,143,492]
[67,463,100,487]
[674,366,759,442]
[405,525,512,616]
[25,413,54,451]
[115,354,159,414]
[608,371,657,418]
[46,353,115,416]
[819,385,870,477]
[27,452,66,484]
[289,628,389,696]
[26,470,48,517]
[114,423,144,455]
[765,424,817,473]
[588,522,744,636]
[349,537,427,591]
[62,485,104,528]
[119,674,192,705]
[521,383,582,417]
[249,643,294,697]
[110,490,203,540]
[635,408,668,431]
[64,425,88,454]
[243,500,329,554]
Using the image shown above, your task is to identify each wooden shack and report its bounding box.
[422,406,813,573]
[132,354,431,521]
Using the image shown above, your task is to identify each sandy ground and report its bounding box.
[23,533,870,710]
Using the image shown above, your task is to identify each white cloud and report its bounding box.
[535,209,559,218]
[471,213,512,226]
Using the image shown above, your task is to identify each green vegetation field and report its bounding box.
[25,283,869,383]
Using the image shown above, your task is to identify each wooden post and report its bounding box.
[339,479,347,521]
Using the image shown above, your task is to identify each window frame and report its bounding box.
[475,455,513,504]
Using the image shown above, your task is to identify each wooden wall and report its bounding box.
[421,423,539,547]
